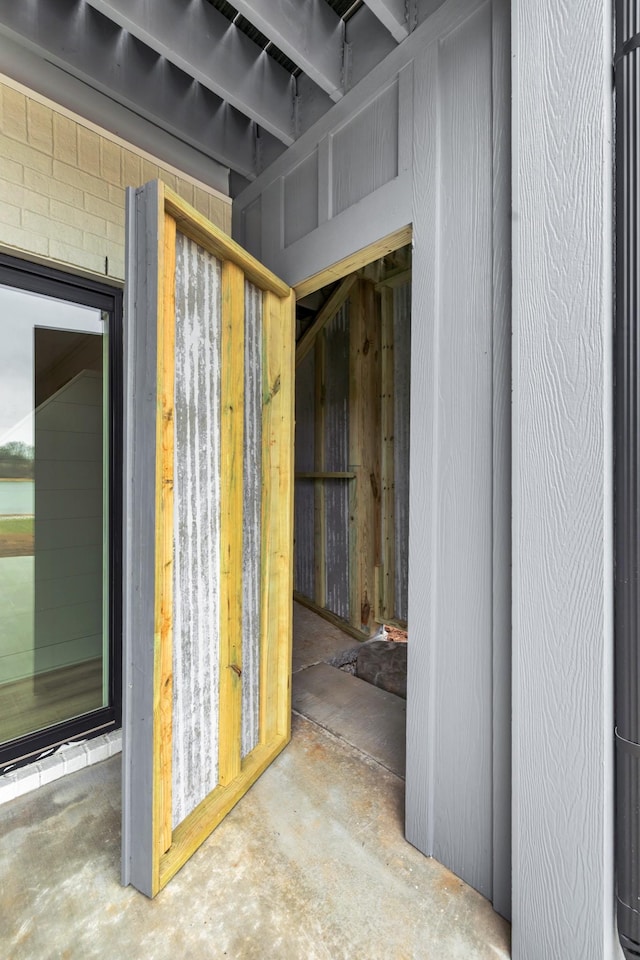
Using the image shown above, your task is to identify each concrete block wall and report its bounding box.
[0,77,231,280]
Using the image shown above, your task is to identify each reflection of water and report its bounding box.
[0,480,34,516]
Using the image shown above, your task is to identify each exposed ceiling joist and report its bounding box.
[84,0,296,145]
[361,0,408,41]
[0,0,284,179]
[232,0,345,102]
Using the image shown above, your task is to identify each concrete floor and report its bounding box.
[0,604,511,960]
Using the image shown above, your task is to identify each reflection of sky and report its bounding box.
[0,284,103,445]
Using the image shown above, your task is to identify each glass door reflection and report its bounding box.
[0,285,108,745]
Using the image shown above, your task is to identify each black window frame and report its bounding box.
[0,253,122,771]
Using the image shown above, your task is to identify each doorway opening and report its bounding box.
[291,238,411,778]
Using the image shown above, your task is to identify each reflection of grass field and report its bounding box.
[0,516,34,558]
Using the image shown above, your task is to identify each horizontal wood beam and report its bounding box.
[0,0,283,179]
[361,0,409,42]
[85,0,296,145]
[295,274,358,366]
[232,0,345,102]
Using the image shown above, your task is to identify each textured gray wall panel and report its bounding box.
[332,81,399,217]
[324,303,350,620]
[392,281,411,622]
[284,151,319,248]
[241,280,262,759]
[172,231,222,828]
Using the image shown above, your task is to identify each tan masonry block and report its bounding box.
[48,237,106,276]
[108,252,125,281]
[23,208,82,249]
[82,229,121,259]
[78,127,101,174]
[0,153,23,184]
[27,100,53,155]
[107,183,125,207]
[158,171,177,191]
[0,220,48,256]
[50,198,106,237]
[84,192,124,227]
[193,186,210,218]
[122,152,142,188]
[0,199,21,227]
[175,180,194,206]
[106,220,123,243]
[52,160,109,200]
[209,195,231,232]
[2,87,27,142]
[100,138,121,186]
[140,159,159,184]
[3,181,50,217]
[3,139,52,175]
[25,168,83,207]
[53,113,77,165]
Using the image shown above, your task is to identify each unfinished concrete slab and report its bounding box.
[292,601,356,673]
[293,661,406,778]
[0,713,509,960]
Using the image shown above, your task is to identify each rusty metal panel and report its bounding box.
[294,349,315,599]
[241,280,262,758]
[393,281,410,622]
[172,230,222,827]
[324,302,350,620]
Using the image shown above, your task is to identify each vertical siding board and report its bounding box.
[392,281,411,622]
[294,349,316,599]
[323,302,350,620]
[513,0,613,954]
[172,231,222,827]
[241,280,262,759]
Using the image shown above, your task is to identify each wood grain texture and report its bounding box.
[332,81,399,217]
[314,333,327,608]
[293,350,315,599]
[380,286,395,621]
[406,0,500,904]
[153,210,175,869]
[172,231,222,827]
[122,183,160,897]
[218,260,245,787]
[512,0,614,955]
[295,274,358,366]
[260,289,295,742]
[164,187,289,298]
[325,303,351,622]
[284,151,319,248]
[241,280,262,759]
[392,281,410,623]
[348,281,380,634]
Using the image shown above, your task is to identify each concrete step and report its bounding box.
[292,661,406,779]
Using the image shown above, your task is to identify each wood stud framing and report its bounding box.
[294,258,408,637]
[125,180,294,897]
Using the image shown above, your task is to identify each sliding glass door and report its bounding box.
[0,256,121,767]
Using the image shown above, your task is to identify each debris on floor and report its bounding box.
[327,629,408,699]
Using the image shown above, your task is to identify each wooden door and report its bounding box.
[121,181,294,897]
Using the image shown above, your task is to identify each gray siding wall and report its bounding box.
[324,303,350,620]
[233,0,511,917]
[512,1,617,958]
